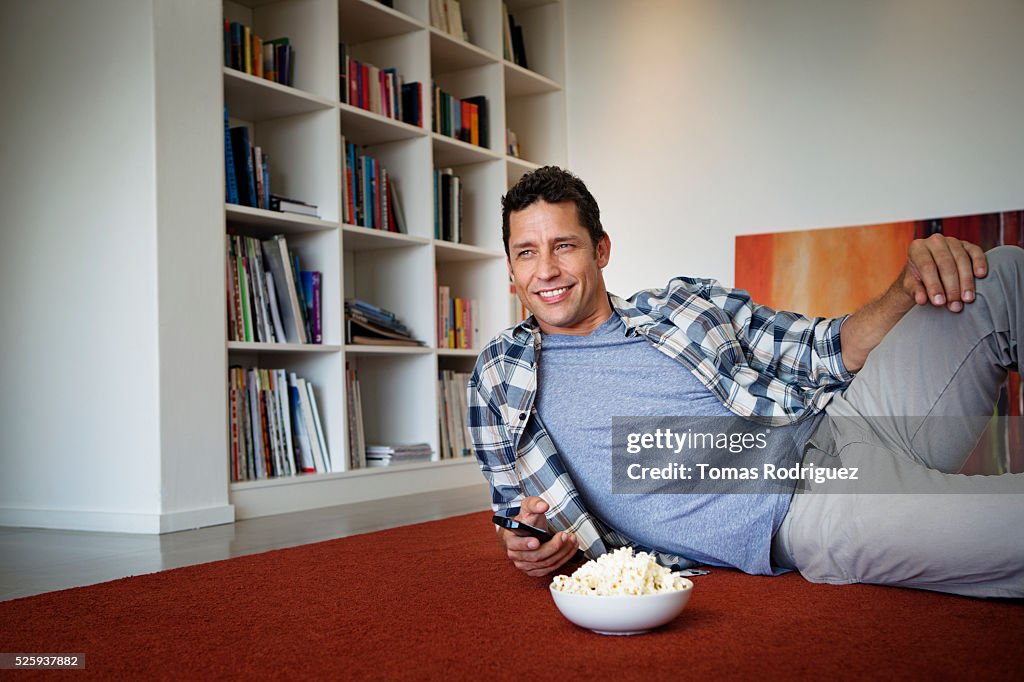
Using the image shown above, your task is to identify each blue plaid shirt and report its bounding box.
[467,276,854,568]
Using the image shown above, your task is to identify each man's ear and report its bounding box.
[596,233,611,269]
[506,259,514,281]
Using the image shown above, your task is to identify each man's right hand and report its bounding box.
[498,496,580,577]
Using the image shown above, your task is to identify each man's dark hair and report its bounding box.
[501,166,605,257]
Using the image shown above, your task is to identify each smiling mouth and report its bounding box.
[536,285,572,301]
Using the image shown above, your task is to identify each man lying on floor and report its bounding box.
[468,166,1024,598]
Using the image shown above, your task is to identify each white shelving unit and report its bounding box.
[223,0,565,519]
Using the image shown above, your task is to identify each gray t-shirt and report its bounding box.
[536,313,820,575]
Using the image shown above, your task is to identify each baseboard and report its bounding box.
[0,504,236,534]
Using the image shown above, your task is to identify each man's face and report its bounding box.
[507,200,612,336]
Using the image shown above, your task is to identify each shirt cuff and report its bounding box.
[826,315,856,381]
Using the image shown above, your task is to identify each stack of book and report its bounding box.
[346,364,366,470]
[429,0,467,41]
[436,286,478,349]
[431,87,488,148]
[433,168,463,242]
[227,234,322,345]
[341,137,407,232]
[270,195,319,218]
[366,443,434,467]
[223,21,294,86]
[228,367,332,482]
[501,7,529,69]
[345,299,423,346]
[438,370,472,459]
[339,45,422,127]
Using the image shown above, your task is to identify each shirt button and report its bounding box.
[519,413,527,420]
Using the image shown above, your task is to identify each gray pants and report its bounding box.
[772,245,1024,598]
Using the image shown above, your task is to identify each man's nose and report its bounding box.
[536,251,560,279]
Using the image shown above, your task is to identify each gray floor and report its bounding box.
[0,483,492,603]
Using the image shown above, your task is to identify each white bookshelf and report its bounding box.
[223,0,565,519]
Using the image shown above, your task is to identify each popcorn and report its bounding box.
[551,547,691,596]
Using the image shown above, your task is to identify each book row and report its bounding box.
[227,234,322,345]
[339,45,423,128]
[502,5,530,70]
[434,168,464,243]
[229,367,333,482]
[223,21,294,87]
[437,287,479,349]
[429,0,468,41]
[224,109,269,210]
[432,86,489,148]
[341,138,408,232]
[438,370,472,460]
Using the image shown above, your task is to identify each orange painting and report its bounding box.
[735,210,1023,474]
[736,223,914,318]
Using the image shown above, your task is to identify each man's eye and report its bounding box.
[556,243,572,250]
[518,250,533,258]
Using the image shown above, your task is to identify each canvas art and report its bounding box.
[735,210,1023,474]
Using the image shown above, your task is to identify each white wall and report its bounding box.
[565,0,1024,294]
[0,0,163,529]
[0,0,230,532]
[153,0,232,530]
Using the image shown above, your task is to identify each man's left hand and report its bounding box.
[900,233,988,313]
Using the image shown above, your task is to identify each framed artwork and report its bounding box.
[736,210,1022,474]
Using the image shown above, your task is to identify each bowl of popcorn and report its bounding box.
[549,547,694,635]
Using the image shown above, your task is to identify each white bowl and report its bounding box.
[548,580,694,635]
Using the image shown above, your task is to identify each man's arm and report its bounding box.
[467,375,578,577]
[839,234,988,372]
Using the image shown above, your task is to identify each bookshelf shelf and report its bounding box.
[339,102,427,146]
[431,134,502,167]
[224,68,335,121]
[226,204,339,234]
[342,224,431,251]
[228,342,343,353]
[428,27,499,73]
[230,455,477,491]
[503,61,560,96]
[344,344,433,355]
[221,0,565,519]
[437,348,483,358]
[337,0,423,43]
[507,0,558,11]
[434,240,504,262]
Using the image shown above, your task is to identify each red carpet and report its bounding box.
[1,510,1021,680]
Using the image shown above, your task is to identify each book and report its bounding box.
[301,271,322,344]
[306,381,332,472]
[289,373,315,472]
[463,95,488,148]
[270,195,319,218]
[295,376,326,473]
[228,126,254,207]
[223,107,239,205]
[346,318,424,346]
[511,22,528,69]
[264,273,286,343]
[261,235,308,344]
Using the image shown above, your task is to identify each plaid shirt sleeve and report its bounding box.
[706,279,854,388]
[467,353,524,519]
